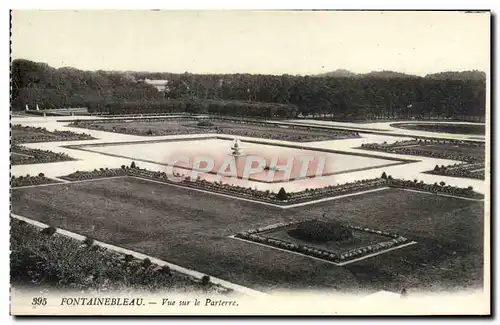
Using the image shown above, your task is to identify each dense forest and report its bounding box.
[11,59,486,121]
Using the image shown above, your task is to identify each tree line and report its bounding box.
[11,59,486,121]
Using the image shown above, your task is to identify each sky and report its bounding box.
[11,10,490,76]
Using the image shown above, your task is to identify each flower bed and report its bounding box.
[234,220,410,264]
[12,124,95,143]
[387,178,483,199]
[10,218,231,294]
[360,138,484,163]
[426,163,485,180]
[69,117,359,141]
[60,167,129,181]
[391,123,485,135]
[11,144,75,165]
[11,174,60,187]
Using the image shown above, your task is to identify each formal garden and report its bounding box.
[10,217,231,294]
[360,138,484,163]
[57,163,483,204]
[12,124,95,143]
[426,163,485,180]
[360,137,486,180]
[11,169,484,292]
[68,117,360,142]
[10,173,59,187]
[11,144,75,165]
[391,122,485,135]
[234,218,411,265]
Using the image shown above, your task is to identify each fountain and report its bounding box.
[231,138,243,156]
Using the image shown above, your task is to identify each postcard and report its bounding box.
[9,9,490,316]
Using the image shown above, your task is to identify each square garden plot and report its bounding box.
[233,219,414,266]
[11,177,483,292]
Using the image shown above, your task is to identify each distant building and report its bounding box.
[143,78,169,91]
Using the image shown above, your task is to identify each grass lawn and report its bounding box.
[76,119,356,141]
[11,177,484,293]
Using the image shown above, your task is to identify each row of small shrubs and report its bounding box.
[86,123,212,137]
[214,127,345,142]
[428,163,485,180]
[360,138,484,163]
[61,164,483,205]
[337,236,409,262]
[347,224,400,239]
[71,117,200,127]
[11,145,75,165]
[128,168,288,202]
[393,123,485,136]
[11,173,57,187]
[285,179,387,202]
[364,137,483,147]
[61,167,129,181]
[77,123,351,142]
[12,124,94,143]
[62,163,288,203]
[71,116,356,133]
[97,112,194,118]
[10,218,228,294]
[236,231,341,262]
[208,117,359,138]
[385,176,482,199]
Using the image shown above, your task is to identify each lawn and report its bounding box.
[11,177,484,293]
[72,119,357,142]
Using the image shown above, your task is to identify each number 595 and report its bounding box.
[32,297,47,306]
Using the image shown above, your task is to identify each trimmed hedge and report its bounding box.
[288,220,353,243]
[387,178,483,199]
[61,167,391,204]
[427,162,485,180]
